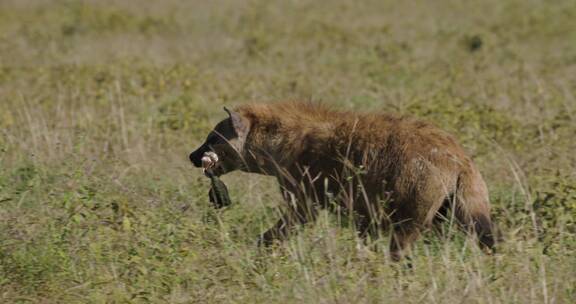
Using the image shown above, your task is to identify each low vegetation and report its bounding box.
[0,0,574,302]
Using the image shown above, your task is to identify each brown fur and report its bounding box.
[189,101,495,261]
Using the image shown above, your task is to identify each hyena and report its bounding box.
[189,102,495,261]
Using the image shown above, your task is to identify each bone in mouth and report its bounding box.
[201,151,219,173]
[200,151,232,208]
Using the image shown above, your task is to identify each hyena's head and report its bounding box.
[189,107,250,176]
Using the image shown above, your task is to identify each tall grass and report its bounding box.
[0,0,574,302]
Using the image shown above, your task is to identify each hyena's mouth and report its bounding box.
[202,152,223,176]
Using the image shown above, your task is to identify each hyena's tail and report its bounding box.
[455,167,496,253]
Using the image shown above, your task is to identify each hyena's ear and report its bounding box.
[224,106,250,145]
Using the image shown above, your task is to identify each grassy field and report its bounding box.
[1,0,575,303]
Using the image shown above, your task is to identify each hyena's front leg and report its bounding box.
[258,188,318,247]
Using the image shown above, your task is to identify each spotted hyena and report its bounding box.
[189,102,495,261]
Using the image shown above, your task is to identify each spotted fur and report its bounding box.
[189,101,495,260]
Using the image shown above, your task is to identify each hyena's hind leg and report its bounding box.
[388,198,427,262]
[430,195,459,239]
[389,185,450,262]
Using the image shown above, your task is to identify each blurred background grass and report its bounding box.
[0,0,575,302]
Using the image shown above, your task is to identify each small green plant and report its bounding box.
[0,0,575,302]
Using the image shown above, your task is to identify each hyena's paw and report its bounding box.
[257,230,285,248]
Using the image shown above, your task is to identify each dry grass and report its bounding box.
[0,0,575,303]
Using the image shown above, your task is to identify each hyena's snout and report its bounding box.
[189,145,209,168]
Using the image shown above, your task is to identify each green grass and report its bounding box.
[1,0,575,302]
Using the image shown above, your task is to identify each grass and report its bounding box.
[0,0,575,302]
